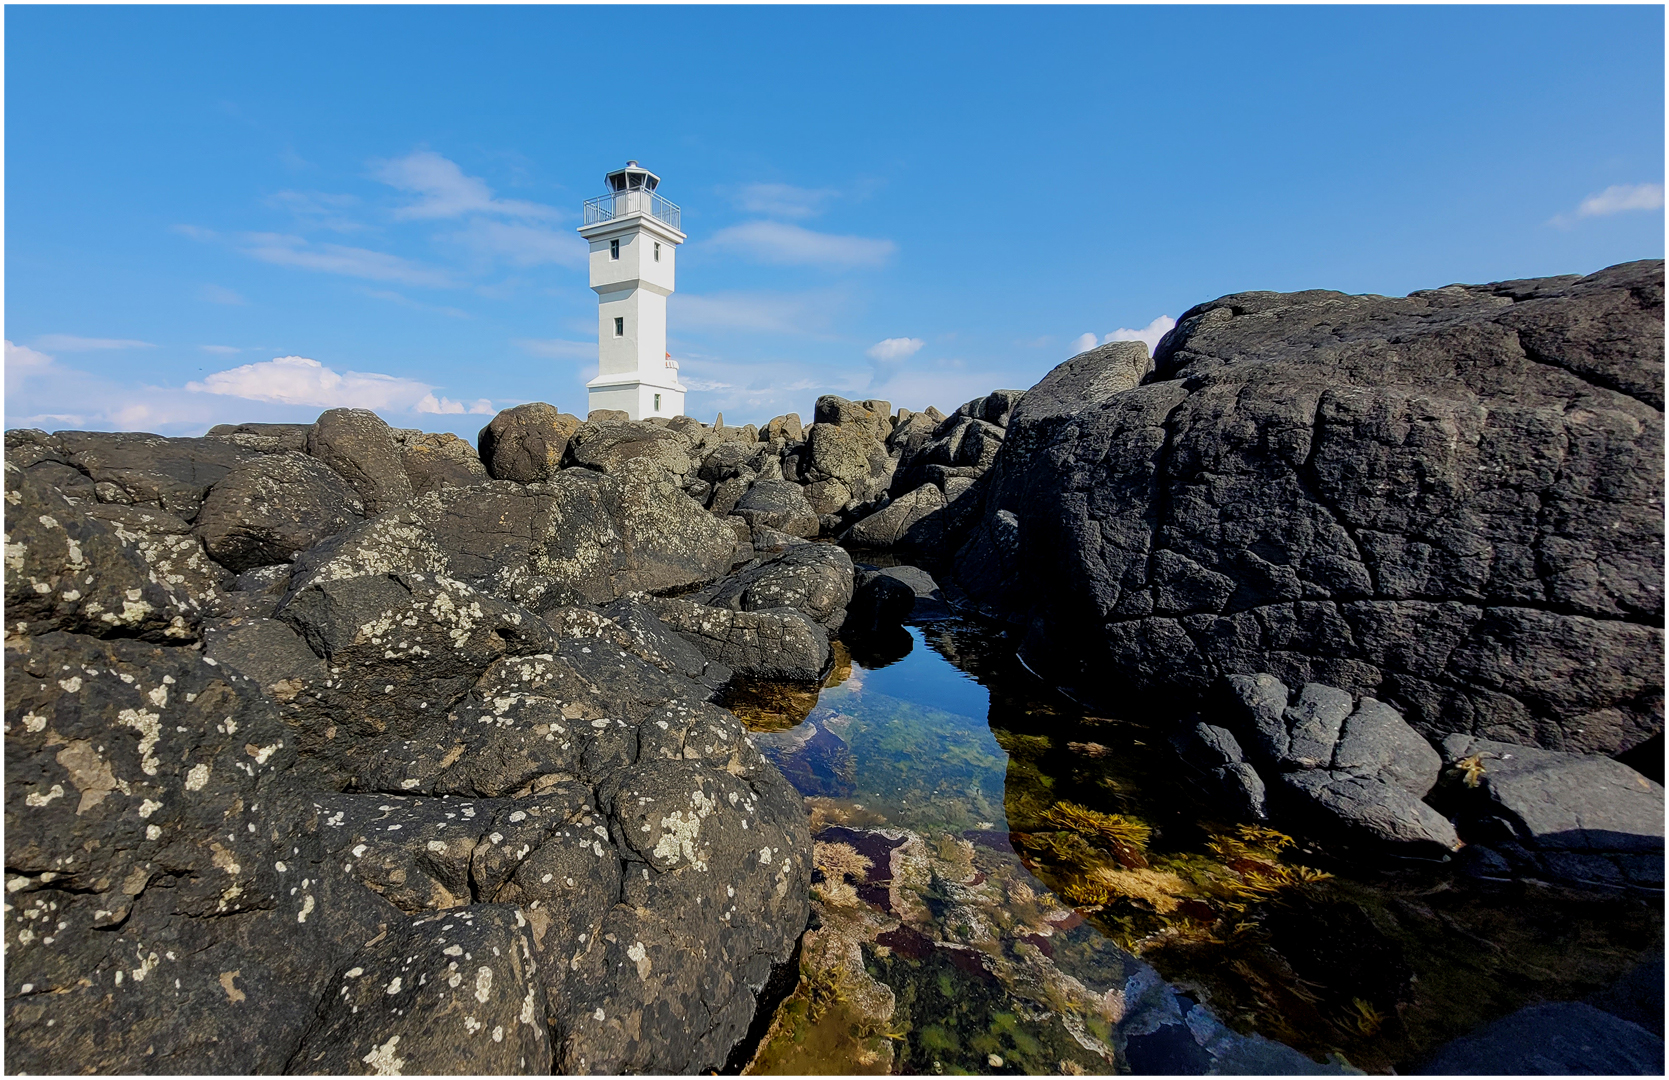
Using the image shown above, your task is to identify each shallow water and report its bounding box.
[735,618,1662,1075]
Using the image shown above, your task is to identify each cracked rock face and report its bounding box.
[5,456,810,1074]
[960,261,1665,755]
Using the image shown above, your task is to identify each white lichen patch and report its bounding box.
[362,1035,405,1076]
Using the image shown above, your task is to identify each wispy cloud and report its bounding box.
[733,182,840,219]
[443,219,587,268]
[514,338,597,360]
[360,288,471,319]
[198,284,249,306]
[187,355,434,409]
[200,344,243,355]
[240,233,453,287]
[33,334,156,352]
[866,337,924,362]
[1576,183,1664,218]
[373,150,561,222]
[672,289,846,334]
[706,220,895,268]
[268,190,366,232]
[415,393,494,415]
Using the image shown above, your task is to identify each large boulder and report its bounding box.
[405,460,735,610]
[956,263,1665,755]
[1436,733,1663,887]
[842,482,945,548]
[1417,1002,1663,1075]
[732,480,819,539]
[193,452,365,573]
[703,543,855,631]
[48,431,262,519]
[398,431,489,494]
[304,408,414,513]
[647,597,831,683]
[478,402,583,483]
[564,420,694,479]
[812,395,892,443]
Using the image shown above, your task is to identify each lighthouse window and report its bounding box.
[613,317,624,337]
[654,394,662,412]
[609,239,619,260]
[654,242,661,262]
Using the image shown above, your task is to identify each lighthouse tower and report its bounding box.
[578,161,687,420]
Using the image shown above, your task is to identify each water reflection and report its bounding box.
[737,619,1662,1075]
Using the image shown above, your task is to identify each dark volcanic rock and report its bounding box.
[478,402,583,484]
[957,263,1665,755]
[648,597,831,682]
[193,452,365,573]
[733,480,820,540]
[407,461,734,610]
[304,408,414,513]
[399,431,490,494]
[564,419,693,479]
[1437,733,1664,887]
[1417,1001,1663,1075]
[704,543,855,631]
[843,482,946,548]
[51,431,263,519]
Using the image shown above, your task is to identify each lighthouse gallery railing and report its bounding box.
[583,190,681,231]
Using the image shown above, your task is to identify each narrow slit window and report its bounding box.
[654,242,661,262]
[613,317,624,337]
[609,238,619,260]
[654,393,662,412]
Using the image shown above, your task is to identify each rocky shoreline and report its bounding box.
[6,260,1662,1074]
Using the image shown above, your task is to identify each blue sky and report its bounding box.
[6,5,1664,437]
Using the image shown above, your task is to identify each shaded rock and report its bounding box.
[751,526,810,554]
[399,431,490,494]
[304,407,413,514]
[842,570,916,638]
[599,597,729,689]
[955,263,1665,755]
[193,452,365,573]
[648,597,831,682]
[565,419,693,479]
[733,480,819,539]
[1333,696,1442,797]
[1417,1001,1663,1075]
[800,477,853,517]
[478,402,582,484]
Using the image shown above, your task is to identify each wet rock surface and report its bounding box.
[952,262,1665,757]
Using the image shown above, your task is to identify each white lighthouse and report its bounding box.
[578,161,687,420]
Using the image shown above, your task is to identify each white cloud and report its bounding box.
[1106,315,1176,352]
[186,355,433,410]
[198,284,248,306]
[514,338,597,360]
[7,340,54,372]
[866,337,924,362]
[200,345,243,355]
[373,150,560,222]
[1577,183,1665,218]
[706,220,895,268]
[415,393,494,415]
[1069,332,1100,355]
[241,233,453,287]
[733,182,839,219]
[33,334,155,352]
[444,219,587,268]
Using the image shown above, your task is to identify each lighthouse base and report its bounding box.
[585,373,687,422]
